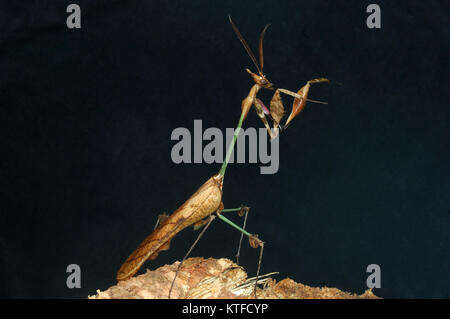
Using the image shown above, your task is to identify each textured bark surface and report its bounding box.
[89,257,379,299]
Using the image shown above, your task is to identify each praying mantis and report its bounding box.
[227,16,329,139]
[116,15,330,298]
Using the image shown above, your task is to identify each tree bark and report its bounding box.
[89,257,379,299]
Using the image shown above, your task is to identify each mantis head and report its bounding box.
[246,68,273,89]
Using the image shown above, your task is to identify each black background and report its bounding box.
[0,1,448,298]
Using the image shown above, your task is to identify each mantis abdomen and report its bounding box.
[116,174,223,281]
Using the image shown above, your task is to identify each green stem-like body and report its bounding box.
[218,112,246,178]
[216,112,251,236]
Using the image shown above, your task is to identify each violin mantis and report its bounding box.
[227,16,329,139]
[116,15,330,298]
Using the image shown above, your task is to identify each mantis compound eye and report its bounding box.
[259,78,273,89]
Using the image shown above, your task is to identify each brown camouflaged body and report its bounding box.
[116,174,223,281]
